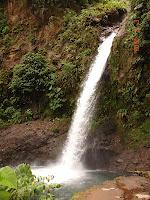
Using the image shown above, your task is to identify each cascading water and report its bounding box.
[60,32,117,169]
[32,32,117,183]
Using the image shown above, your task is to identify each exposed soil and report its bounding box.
[0,119,69,167]
[0,119,150,172]
[73,176,150,200]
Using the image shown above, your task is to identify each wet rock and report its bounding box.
[133,160,139,164]
[116,159,124,163]
[0,120,68,166]
[83,148,117,169]
[73,176,150,200]
[144,171,150,179]
[134,193,150,200]
[86,8,126,27]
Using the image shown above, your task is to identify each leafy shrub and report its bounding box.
[0,166,17,200]
[61,62,77,91]
[64,10,76,26]
[11,53,51,104]
[11,52,66,115]
[0,164,58,200]
[10,110,22,124]
[0,105,22,125]
[4,107,17,119]
[48,87,65,112]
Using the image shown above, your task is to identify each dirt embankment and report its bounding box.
[73,175,150,200]
[0,119,69,167]
[0,119,150,172]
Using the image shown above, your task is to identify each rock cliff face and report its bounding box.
[83,0,150,171]
[0,119,69,166]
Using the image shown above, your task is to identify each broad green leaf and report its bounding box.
[0,191,10,200]
[15,164,33,178]
[0,166,17,189]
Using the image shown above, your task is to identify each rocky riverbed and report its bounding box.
[72,175,150,200]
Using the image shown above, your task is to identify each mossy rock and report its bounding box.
[127,119,150,148]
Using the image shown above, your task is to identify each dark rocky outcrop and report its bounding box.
[0,120,68,166]
[0,117,149,171]
[86,8,127,27]
[83,118,150,171]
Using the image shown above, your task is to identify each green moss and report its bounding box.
[127,119,150,148]
[101,0,150,147]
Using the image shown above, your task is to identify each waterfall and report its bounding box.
[32,32,117,183]
[60,32,116,169]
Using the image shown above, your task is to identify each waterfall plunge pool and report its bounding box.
[32,166,122,200]
[54,170,121,200]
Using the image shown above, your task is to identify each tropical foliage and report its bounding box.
[94,0,150,148]
[0,0,127,128]
[0,164,58,200]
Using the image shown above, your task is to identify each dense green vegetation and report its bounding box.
[0,0,126,128]
[26,0,112,8]
[0,164,59,200]
[11,53,65,113]
[0,52,66,127]
[94,0,150,148]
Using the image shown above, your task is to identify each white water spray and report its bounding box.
[60,32,116,169]
[32,32,117,183]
